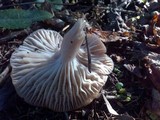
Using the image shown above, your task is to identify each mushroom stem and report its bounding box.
[60,19,86,63]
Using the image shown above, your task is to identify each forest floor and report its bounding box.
[0,0,160,120]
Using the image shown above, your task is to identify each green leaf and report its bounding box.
[115,82,124,90]
[118,88,126,94]
[0,9,53,29]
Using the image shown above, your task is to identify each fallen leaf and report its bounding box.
[124,64,143,78]
[0,9,53,29]
[151,11,159,24]
[146,43,160,53]
[87,28,129,43]
[143,52,160,92]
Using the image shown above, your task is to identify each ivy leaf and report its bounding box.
[0,9,53,29]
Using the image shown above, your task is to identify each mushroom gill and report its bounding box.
[10,19,114,112]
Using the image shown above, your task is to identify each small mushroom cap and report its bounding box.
[10,20,114,112]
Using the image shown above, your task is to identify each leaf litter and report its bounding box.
[0,0,160,119]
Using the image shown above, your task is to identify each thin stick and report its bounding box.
[96,6,136,14]
[0,1,77,9]
[85,28,91,73]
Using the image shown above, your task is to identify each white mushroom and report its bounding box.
[10,19,114,112]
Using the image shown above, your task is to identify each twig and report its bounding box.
[101,90,118,99]
[0,65,11,85]
[62,25,70,32]
[85,28,91,73]
[0,28,31,44]
[102,111,109,119]
[101,91,119,115]
[96,6,137,14]
[0,1,79,9]
[0,60,9,66]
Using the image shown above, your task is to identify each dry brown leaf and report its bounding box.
[144,52,160,92]
[153,26,160,45]
[155,36,160,45]
[151,11,160,26]
[152,12,159,24]
[146,43,160,54]
[123,64,143,78]
[87,28,130,42]
[153,26,160,36]
[122,31,131,37]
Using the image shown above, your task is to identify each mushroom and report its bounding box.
[10,19,114,112]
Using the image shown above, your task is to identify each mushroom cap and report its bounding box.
[10,20,114,112]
